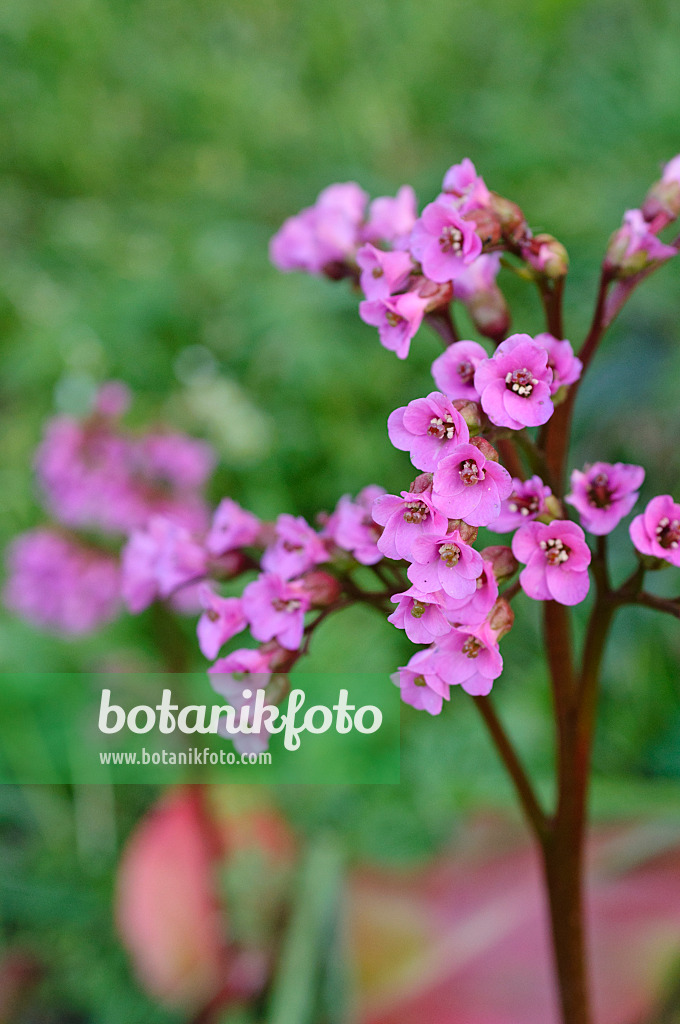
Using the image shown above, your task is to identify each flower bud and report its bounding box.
[464,207,503,247]
[464,286,511,343]
[523,234,569,279]
[264,672,291,706]
[208,550,251,580]
[481,545,519,582]
[487,597,514,640]
[447,519,479,545]
[260,641,298,672]
[299,570,342,608]
[452,399,483,433]
[539,494,565,523]
[409,472,434,494]
[469,436,499,462]
[488,193,529,246]
[642,179,680,225]
[416,277,454,310]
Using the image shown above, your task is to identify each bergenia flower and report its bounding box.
[474,333,554,429]
[605,208,677,274]
[196,584,247,660]
[431,340,489,401]
[432,442,513,527]
[435,621,503,696]
[533,333,583,395]
[241,574,311,650]
[392,647,450,715]
[629,495,680,567]
[269,182,368,274]
[121,517,207,613]
[387,587,451,644]
[324,485,385,565]
[261,513,328,580]
[407,529,484,599]
[512,520,591,605]
[387,392,470,472]
[206,498,261,556]
[488,475,552,534]
[363,186,418,248]
[443,560,499,626]
[441,159,491,211]
[372,484,448,562]
[359,290,429,359]
[409,201,482,283]
[356,244,412,301]
[567,462,644,536]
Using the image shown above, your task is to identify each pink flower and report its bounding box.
[432,442,513,527]
[533,333,583,395]
[206,498,261,557]
[407,529,484,599]
[629,495,680,567]
[363,185,418,248]
[359,290,429,359]
[443,561,499,626]
[121,517,207,613]
[474,334,554,429]
[261,514,328,580]
[662,155,680,186]
[196,585,247,660]
[512,521,591,605]
[567,462,645,536]
[387,392,470,472]
[391,647,450,715]
[452,253,501,300]
[441,159,491,211]
[356,244,412,300]
[4,529,121,636]
[409,201,482,284]
[324,485,385,565]
[435,621,503,696]
[387,587,451,644]
[606,209,677,274]
[488,475,553,534]
[270,182,368,275]
[242,574,311,650]
[431,340,489,401]
[372,484,448,562]
[208,647,273,700]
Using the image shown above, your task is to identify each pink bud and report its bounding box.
[465,286,511,343]
[523,234,569,279]
[488,193,529,245]
[409,472,434,494]
[481,545,519,582]
[300,570,342,607]
[452,399,484,433]
[447,519,479,545]
[488,597,515,639]
[469,436,499,463]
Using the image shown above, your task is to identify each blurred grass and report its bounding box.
[1,0,680,1019]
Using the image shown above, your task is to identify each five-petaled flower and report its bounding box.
[512,520,591,605]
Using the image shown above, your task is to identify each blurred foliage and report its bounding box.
[1,0,680,1019]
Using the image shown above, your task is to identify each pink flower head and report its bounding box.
[121,517,207,613]
[432,442,513,527]
[431,340,489,401]
[606,209,677,273]
[196,584,247,660]
[387,587,451,644]
[451,253,501,302]
[629,495,680,567]
[4,529,121,636]
[324,485,385,565]
[372,484,448,562]
[242,574,311,650]
[359,290,429,359]
[567,462,645,536]
[474,334,554,429]
[533,333,583,395]
[261,514,328,580]
[407,529,484,599]
[443,560,499,626]
[512,520,591,605]
[356,244,412,301]
[387,392,470,472]
[391,647,450,715]
[435,621,503,696]
[363,185,418,248]
[441,159,491,212]
[136,434,215,491]
[488,475,552,534]
[409,201,482,284]
[206,498,261,557]
[270,182,368,275]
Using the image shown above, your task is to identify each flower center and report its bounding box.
[459,459,484,486]
[282,540,304,552]
[655,516,680,550]
[507,493,540,517]
[540,537,570,565]
[505,367,538,397]
[272,597,302,613]
[457,359,475,385]
[413,673,427,687]
[403,501,429,524]
[462,637,482,658]
[428,414,458,441]
[411,600,427,618]
[586,472,613,509]
[371,266,383,278]
[439,542,461,567]
[206,608,220,622]
[439,225,463,254]
[385,310,404,328]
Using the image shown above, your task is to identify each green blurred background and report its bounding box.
[1,0,680,1019]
